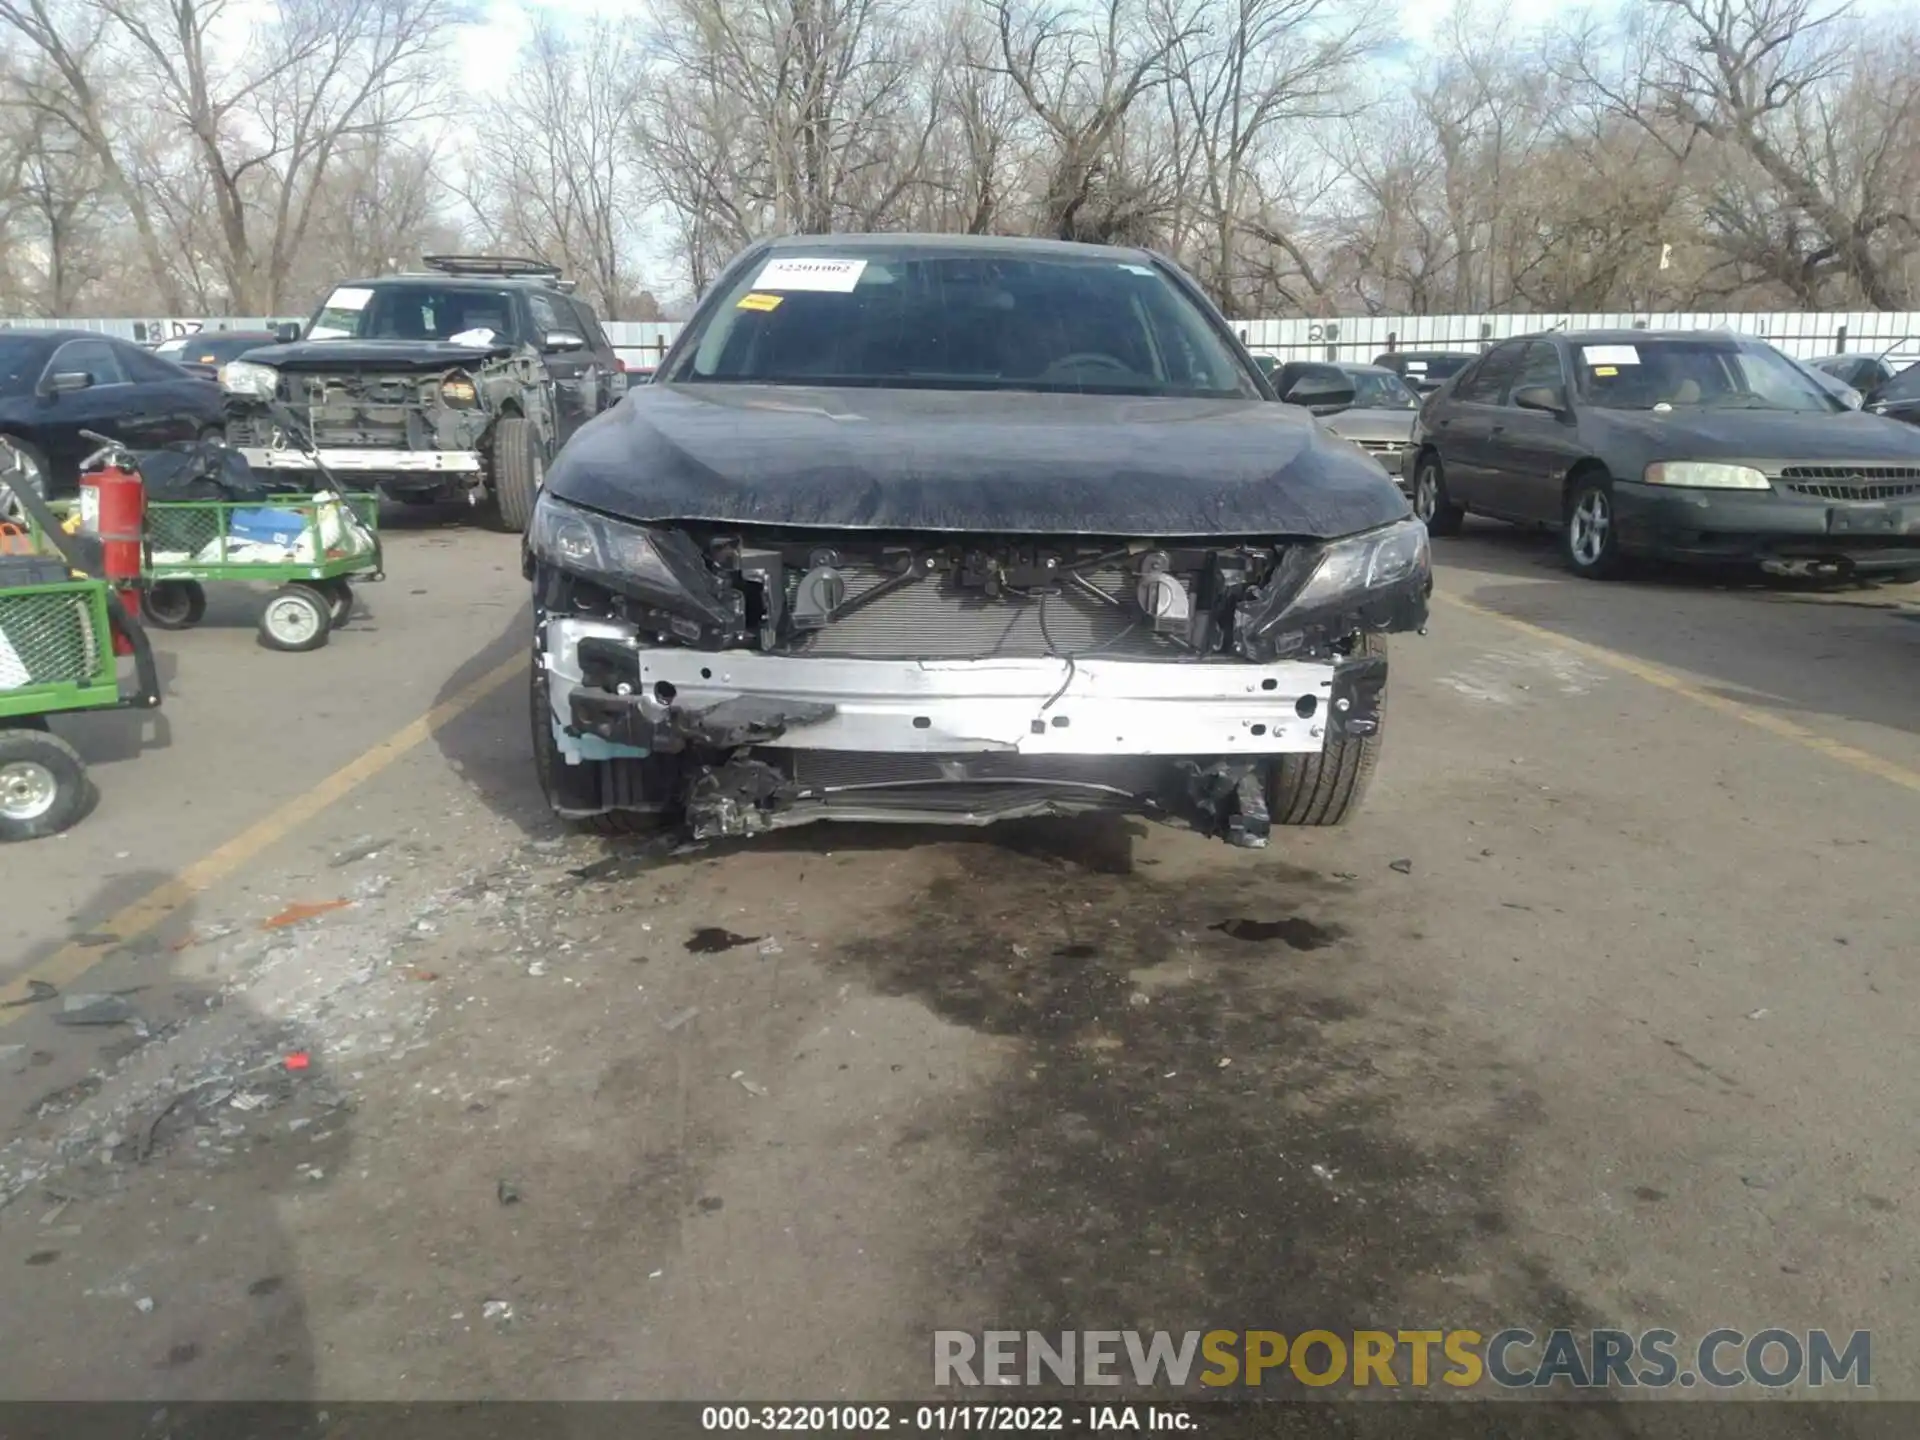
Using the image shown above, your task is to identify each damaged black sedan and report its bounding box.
[525,235,1430,848]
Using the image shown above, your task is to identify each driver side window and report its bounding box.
[46,339,128,387]
[1510,342,1565,401]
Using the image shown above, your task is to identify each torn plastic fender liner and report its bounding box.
[571,688,837,754]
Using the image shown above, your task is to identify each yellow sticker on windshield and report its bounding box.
[737,293,783,312]
[1593,366,1618,377]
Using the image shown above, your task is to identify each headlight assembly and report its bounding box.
[528,491,740,633]
[1288,516,1431,612]
[219,359,279,399]
[441,371,478,408]
[1642,461,1771,490]
[1235,516,1431,660]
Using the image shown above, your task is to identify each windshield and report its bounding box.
[306,284,518,345]
[1349,370,1420,409]
[1573,340,1836,412]
[1398,354,1471,381]
[670,248,1262,399]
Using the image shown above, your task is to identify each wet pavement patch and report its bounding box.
[1208,916,1344,950]
[837,832,1594,1390]
[685,927,760,954]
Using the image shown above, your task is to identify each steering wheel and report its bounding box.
[1039,352,1135,381]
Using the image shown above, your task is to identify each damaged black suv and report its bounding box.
[525,234,1430,847]
[221,256,622,530]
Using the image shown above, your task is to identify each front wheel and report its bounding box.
[1562,473,1625,579]
[0,727,90,842]
[487,417,545,533]
[1412,454,1465,536]
[1268,632,1385,827]
[141,579,207,630]
[259,584,332,652]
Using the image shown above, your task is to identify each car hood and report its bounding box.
[241,339,514,373]
[1322,409,1417,444]
[1596,407,1920,460]
[545,384,1412,539]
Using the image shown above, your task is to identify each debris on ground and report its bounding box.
[329,837,390,868]
[3,980,59,1009]
[730,1070,768,1098]
[1389,858,1414,874]
[497,1179,520,1206]
[758,938,784,957]
[283,1052,311,1073]
[660,1007,701,1032]
[263,900,353,930]
[687,928,759,954]
[526,960,548,978]
[51,994,138,1027]
[482,1299,513,1322]
[134,1297,155,1315]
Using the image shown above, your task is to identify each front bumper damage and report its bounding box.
[539,617,1389,847]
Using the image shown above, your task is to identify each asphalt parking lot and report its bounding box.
[3,511,1918,1405]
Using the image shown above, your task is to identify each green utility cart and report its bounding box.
[140,491,384,652]
[0,472,161,842]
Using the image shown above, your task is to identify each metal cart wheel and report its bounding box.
[259,584,332,652]
[314,578,354,628]
[141,579,208,630]
[0,725,89,842]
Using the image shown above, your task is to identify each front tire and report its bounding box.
[1412,453,1465,536]
[0,435,51,527]
[259,584,332,652]
[1268,633,1385,827]
[1562,472,1625,579]
[487,417,544,533]
[0,728,89,842]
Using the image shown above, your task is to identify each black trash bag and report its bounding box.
[136,440,303,503]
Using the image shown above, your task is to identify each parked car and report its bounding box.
[153,329,280,382]
[220,256,625,529]
[0,328,227,520]
[1865,361,1920,429]
[1272,361,1422,488]
[525,234,1430,845]
[1371,349,1475,395]
[1809,352,1901,394]
[1405,328,1920,580]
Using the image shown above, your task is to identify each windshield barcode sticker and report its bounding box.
[749,259,867,293]
[1581,344,1640,366]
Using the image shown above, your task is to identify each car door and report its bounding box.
[1479,340,1577,522]
[34,339,146,479]
[528,291,594,441]
[567,299,619,414]
[115,340,216,444]
[1429,341,1524,510]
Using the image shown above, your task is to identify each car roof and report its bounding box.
[1535,328,1753,346]
[340,274,554,291]
[1335,363,1399,377]
[1379,349,1475,359]
[0,328,113,343]
[756,231,1158,264]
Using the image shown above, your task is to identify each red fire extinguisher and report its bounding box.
[80,453,146,656]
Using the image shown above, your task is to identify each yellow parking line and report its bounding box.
[1437,590,1920,793]
[1,650,527,1023]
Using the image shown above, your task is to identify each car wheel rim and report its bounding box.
[1414,468,1437,521]
[267,596,321,643]
[0,760,59,822]
[1571,491,1611,565]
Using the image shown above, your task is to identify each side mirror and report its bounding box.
[545,331,587,352]
[1513,384,1568,415]
[44,370,93,395]
[274,322,302,344]
[1283,381,1356,413]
